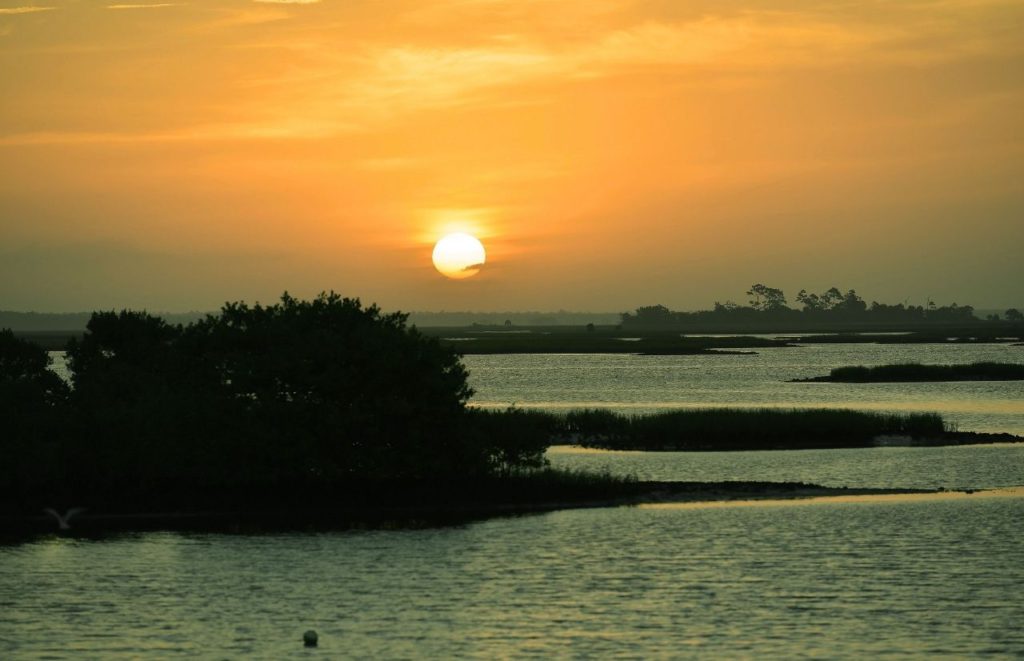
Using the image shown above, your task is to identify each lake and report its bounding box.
[9,344,1020,658]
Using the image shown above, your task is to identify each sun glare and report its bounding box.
[432,233,486,280]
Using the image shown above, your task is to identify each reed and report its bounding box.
[796,362,1024,382]
[558,407,949,450]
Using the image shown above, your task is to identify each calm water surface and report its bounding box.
[2,494,1022,659]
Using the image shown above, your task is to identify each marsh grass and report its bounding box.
[796,361,1024,382]
[556,407,949,450]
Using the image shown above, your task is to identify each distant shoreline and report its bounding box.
[15,324,1024,353]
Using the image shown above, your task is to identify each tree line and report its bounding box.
[621,284,1022,328]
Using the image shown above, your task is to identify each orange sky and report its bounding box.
[1,0,1022,312]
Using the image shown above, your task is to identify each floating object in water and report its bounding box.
[303,630,318,647]
[43,507,86,531]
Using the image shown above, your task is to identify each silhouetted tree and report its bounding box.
[622,304,676,327]
[0,330,70,491]
[1006,308,1023,322]
[796,289,822,312]
[838,289,867,314]
[746,284,788,312]
[181,292,478,480]
[620,285,988,329]
[713,300,741,312]
[65,311,213,490]
[44,292,544,502]
[822,287,843,309]
[797,287,844,312]
[926,303,976,322]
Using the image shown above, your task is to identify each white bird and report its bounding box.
[43,507,87,531]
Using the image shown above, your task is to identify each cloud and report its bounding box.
[333,16,861,117]
[252,0,321,4]
[0,118,357,146]
[106,3,179,9]
[0,6,55,13]
[329,7,1023,123]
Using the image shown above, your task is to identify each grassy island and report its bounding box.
[556,408,956,451]
[477,408,1021,452]
[793,362,1024,383]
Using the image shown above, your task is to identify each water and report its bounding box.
[548,444,1024,490]
[464,343,1024,435]
[11,344,1019,657]
[3,494,1022,658]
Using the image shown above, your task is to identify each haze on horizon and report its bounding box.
[1,0,1022,314]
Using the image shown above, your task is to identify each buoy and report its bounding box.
[303,630,318,647]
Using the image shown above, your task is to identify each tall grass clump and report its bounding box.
[563,407,948,451]
[819,362,1024,382]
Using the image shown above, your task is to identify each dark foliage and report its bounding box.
[621,284,988,329]
[0,330,70,491]
[560,407,948,450]
[2,293,551,509]
[796,362,1024,383]
[462,407,556,475]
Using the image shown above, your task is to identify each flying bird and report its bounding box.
[43,507,87,531]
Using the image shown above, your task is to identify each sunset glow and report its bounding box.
[1,1,1022,311]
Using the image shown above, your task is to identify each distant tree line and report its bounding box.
[621,284,1021,329]
[0,293,550,507]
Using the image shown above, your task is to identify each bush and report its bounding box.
[463,407,554,475]
[2,293,558,506]
[179,293,479,481]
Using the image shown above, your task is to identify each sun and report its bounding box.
[432,233,486,279]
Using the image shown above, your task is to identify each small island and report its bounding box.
[553,408,1021,451]
[792,362,1024,383]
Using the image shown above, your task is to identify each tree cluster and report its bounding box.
[621,284,994,328]
[1,293,549,506]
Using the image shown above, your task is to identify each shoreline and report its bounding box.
[0,482,996,538]
[565,430,1024,452]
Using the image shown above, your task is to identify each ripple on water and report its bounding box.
[2,495,1023,658]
